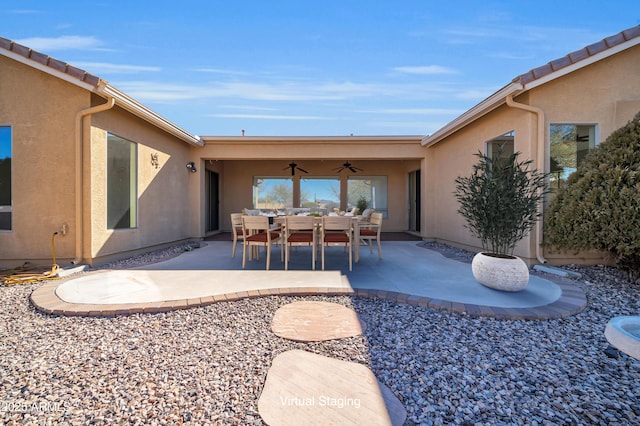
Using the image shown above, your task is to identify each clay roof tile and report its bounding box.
[10,41,30,58]
[0,36,101,88]
[28,50,49,65]
[514,25,640,86]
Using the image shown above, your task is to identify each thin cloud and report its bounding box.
[9,9,42,14]
[192,67,250,76]
[444,28,505,40]
[455,88,496,100]
[444,25,604,49]
[211,113,328,120]
[394,65,458,75]
[216,105,278,111]
[371,108,465,115]
[117,80,405,102]
[74,62,161,74]
[15,35,105,51]
[369,120,440,132]
[487,52,535,60]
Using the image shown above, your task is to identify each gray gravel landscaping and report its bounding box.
[1,243,639,425]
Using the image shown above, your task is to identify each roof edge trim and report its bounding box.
[521,34,640,91]
[1,47,98,92]
[421,82,524,147]
[99,85,203,147]
[201,135,424,142]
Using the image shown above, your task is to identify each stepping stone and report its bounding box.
[271,301,366,342]
[258,350,406,426]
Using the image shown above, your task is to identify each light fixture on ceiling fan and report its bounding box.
[334,161,363,173]
[283,160,308,176]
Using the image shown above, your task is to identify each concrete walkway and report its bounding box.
[31,241,586,320]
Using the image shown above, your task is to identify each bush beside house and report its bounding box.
[545,111,640,279]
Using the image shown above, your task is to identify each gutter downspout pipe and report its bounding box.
[72,94,115,264]
[505,94,547,264]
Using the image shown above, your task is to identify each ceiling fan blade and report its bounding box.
[349,167,358,173]
[297,167,309,173]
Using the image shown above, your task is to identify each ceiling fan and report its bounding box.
[283,160,308,176]
[334,161,363,173]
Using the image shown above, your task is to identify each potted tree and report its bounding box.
[454,147,548,291]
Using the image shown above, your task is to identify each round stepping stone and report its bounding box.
[258,350,406,426]
[271,301,366,342]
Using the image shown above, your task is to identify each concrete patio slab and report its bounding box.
[56,270,345,305]
[30,241,587,320]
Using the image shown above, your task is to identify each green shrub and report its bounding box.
[454,148,548,257]
[544,111,640,278]
[356,196,368,212]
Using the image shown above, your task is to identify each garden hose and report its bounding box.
[1,232,60,285]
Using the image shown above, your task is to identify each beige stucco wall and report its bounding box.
[88,103,195,263]
[425,44,640,265]
[0,55,199,267]
[424,105,539,259]
[0,55,88,266]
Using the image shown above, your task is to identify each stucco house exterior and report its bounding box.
[422,25,640,265]
[1,25,639,268]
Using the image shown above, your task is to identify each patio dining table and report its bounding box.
[273,215,363,263]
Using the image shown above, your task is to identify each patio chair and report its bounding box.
[321,216,353,271]
[230,213,245,258]
[359,212,383,259]
[284,216,317,270]
[242,215,283,270]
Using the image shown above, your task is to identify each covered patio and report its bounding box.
[194,136,426,236]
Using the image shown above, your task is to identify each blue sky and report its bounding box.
[2,1,639,137]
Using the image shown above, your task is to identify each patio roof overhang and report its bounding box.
[198,135,426,161]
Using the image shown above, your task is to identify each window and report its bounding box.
[107,133,137,229]
[300,178,340,210]
[549,124,596,192]
[0,126,11,230]
[348,176,388,217]
[486,131,514,159]
[253,177,293,209]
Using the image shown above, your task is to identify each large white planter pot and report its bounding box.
[471,252,529,292]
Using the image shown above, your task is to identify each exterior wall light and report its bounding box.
[186,161,197,173]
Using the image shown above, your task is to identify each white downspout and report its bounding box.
[505,94,547,264]
[72,95,115,264]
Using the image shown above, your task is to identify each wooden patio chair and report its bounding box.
[321,216,353,271]
[241,215,283,270]
[230,213,245,258]
[359,212,383,259]
[284,216,317,270]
